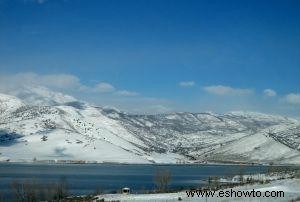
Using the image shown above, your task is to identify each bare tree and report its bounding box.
[11,180,38,202]
[11,178,69,202]
[23,180,37,202]
[53,177,69,200]
[154,169,172,192]
[207,176,220,190]
[11,180,24,202]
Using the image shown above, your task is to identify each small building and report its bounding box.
[122,187,130,194]
[232,175,242,183]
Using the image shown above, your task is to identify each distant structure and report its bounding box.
[122,187,130,194]
[176,159,187,164]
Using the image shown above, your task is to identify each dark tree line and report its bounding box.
[10,177,68,202]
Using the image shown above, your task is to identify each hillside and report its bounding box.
[0,87,299,164]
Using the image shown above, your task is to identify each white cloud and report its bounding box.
[285,93,300,105]
[203,85,253,95]
[40,74,82,89]
[0,72,156,112]
[179,81,195,87]
[93,82,115,93]
[0,72,84,92]
[93,83,140,96]
[0,72,141,98]
[263,89,277,97]
[116,90,138,97]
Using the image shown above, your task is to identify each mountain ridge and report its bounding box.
[0,87,299,164]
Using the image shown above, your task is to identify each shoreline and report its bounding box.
[94,178,300,202]
[0,160,299,167]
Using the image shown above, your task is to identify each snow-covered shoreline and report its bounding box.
[92,170,300,201]
[94,178,300,202]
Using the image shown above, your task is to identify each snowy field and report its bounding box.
[95,179,300,202]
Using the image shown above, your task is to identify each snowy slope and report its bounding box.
[0,93,25,115]
[0,88,299,164]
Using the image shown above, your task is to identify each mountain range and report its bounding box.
[0,86,299,164]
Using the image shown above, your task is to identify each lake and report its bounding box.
[0,163,274,199]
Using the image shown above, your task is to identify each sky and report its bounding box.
[0,0,300,116]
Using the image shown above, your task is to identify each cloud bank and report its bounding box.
[0,72,300,116]
[285,93,300,105]
[203,85,253,96]
[263,89,277,97]
[0,72,173,113]
[0,72,138,97]
[93,82,115,93]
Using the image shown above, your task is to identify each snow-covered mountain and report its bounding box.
[0,87,300,164]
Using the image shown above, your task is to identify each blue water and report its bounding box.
[0,163,270,197]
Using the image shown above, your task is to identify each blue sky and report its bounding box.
[0,0,300,116]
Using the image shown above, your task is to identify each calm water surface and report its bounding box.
[0,163,271,197]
